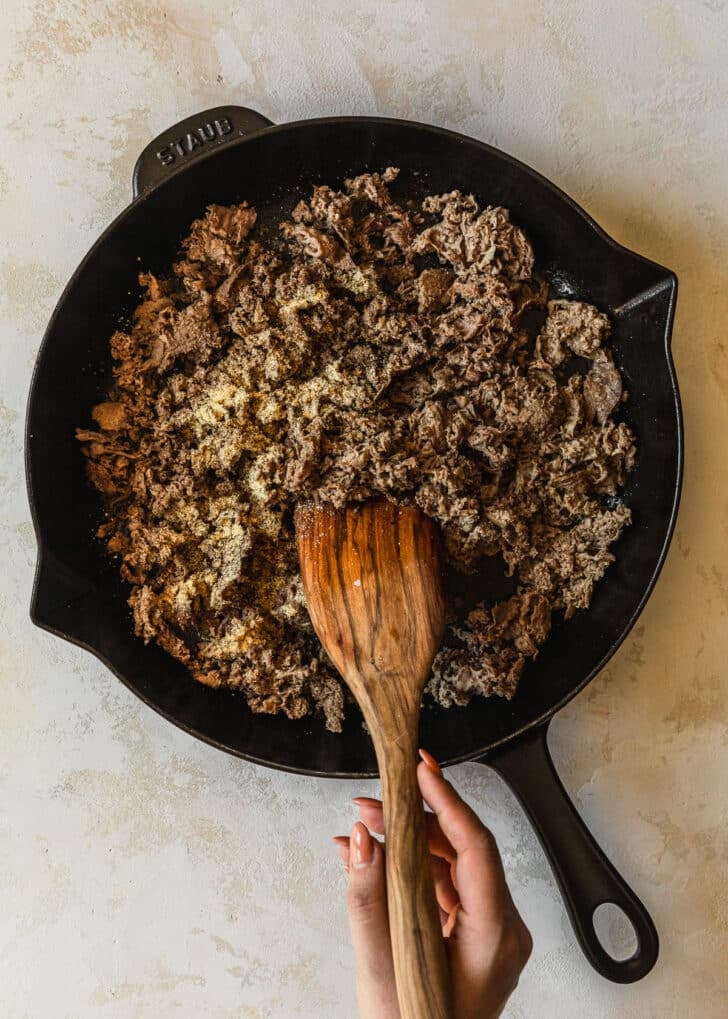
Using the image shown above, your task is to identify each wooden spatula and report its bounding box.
[295,498,451,1019]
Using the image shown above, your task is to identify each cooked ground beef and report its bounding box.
[77,169,635,731]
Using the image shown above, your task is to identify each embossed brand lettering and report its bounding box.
[156,117,235,168]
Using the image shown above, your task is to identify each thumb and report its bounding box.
[346,822,399,1019]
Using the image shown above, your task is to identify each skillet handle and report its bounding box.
[132,105,274,197]
[478,723,659,983]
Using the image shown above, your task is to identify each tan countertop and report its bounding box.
[1,2,726,1016]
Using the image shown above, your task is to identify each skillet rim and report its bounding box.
[25,114,684,777]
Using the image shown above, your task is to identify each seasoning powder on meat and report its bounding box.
[77,169,635,731]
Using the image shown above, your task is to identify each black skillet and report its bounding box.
[26,106,682,984]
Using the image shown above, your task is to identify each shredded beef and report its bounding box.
[77,170,635,732]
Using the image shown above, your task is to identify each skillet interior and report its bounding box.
[27,118,681,776]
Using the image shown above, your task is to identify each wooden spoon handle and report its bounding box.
[373,728,452,1019]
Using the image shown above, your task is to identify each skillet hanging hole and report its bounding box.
[592,902,639,962]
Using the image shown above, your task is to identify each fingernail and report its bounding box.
[419,748,442,775]
[332,836,350,871]
[352,796,378,806]
[352,822,373,867]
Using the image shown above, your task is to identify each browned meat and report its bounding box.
[77,169,635,732]
[536,299,610,365]
[584,349,624,424]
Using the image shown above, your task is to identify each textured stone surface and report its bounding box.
[1,2,727,1016]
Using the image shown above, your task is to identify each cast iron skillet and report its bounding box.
[26,106,682,984]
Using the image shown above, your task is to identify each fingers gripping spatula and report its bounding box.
[295,499,452,1019]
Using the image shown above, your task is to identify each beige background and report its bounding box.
[2,1,727,1016]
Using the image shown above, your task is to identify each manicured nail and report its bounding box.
[332,836,350,871]
[352,822,373,866]
[419,748,442,775]
[352,796,378,806]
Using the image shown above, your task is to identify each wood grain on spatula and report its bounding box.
[295,499,451,1019]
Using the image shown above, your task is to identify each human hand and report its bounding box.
[333,749,532,1019]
